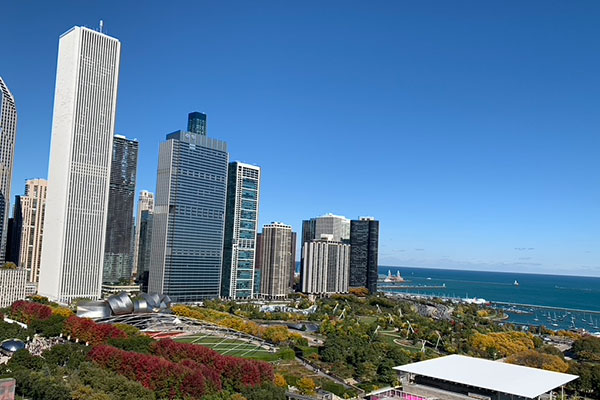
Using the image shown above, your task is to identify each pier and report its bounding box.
[378,285,446,291]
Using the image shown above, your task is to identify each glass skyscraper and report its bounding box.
[349,217,379,293]
[103,135,139,283]
[187,112,207,136]
[149,115,228,301]
[221,162,261,299]
[0,77,18,263]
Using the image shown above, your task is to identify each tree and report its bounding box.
[506,350,569,373]
[296,377,316,395]
[274,374,287,388]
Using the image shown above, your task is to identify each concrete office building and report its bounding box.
[132,190,154,277]
[149,114,228,302]
[0,267,28,308]
[259,222,295,299]
[0,77,18,262]
[39,26,121,303]
[349,217,379,293]
[103,135,138,283]
[301,235,350,295]
[18,179,48,283]
[222,162,261,299]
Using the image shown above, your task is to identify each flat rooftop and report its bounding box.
[393,354,578,399]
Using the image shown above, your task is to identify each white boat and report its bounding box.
[514,280,519,286]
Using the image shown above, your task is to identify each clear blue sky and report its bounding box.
[2,1,599,276]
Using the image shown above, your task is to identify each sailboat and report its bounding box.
[513,280,519,286]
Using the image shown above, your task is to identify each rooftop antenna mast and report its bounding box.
[99,20,104,33]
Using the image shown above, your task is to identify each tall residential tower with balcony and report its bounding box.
[221,162,261,299]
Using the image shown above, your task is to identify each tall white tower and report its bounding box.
[0,77,18,262]
[39,26,121,303]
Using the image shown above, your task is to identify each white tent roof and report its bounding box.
[393,354,578,399]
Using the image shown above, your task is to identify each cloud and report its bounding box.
[514,247,535,251]
[415,248,425,251]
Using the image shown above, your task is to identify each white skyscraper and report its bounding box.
[39,26,121,303]
[132,190,154,277]
[0,77,18,262]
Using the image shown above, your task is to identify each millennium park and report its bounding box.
[1,1,599,400]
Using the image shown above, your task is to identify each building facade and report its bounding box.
[349,217,379,293]
[136,209,153,292]
[221,162,261,299]
[18,179,48,283]
[254,232,263,295]
[0,77,18,262]
[39,26,121,303]
[0,267,28,308]
[301,236,350,295]
[187,111,207,136]
[149,122,228,302]
[300,213,350,291]
[132,190,154,277]
[103,135,138,283]
[5,198,22,265]
[259,222,294,299]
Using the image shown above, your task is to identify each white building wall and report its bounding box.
[302,239,350,295]
[38,27,121,303]
[0,268,27,308]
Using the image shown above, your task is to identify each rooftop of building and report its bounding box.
[393,354,578,399]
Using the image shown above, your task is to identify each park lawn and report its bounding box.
[174,334,285,361]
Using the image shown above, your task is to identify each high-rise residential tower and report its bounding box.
[300,213,350,291]
[103,135,139,283]
[259,222,294,299]
[0,77,18,262]
[349,217,380,293]
[302,235,350,295]
[39,26,121,303]
[132,190,154,277]
[221,162,261,299]
[18,179,48,282]
[187,112,207,136]
[149,117,228,302]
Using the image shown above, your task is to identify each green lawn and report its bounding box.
[174,334,281,361]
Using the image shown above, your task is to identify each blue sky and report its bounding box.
[2,1,599,276]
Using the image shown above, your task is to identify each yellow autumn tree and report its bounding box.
[506,350,569,373]
[274,374,287,388]
[297,377,316,395]
[471,331,535,358]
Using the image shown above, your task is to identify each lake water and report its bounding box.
[378,266,600,331]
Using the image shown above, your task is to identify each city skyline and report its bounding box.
[2,2,599,277]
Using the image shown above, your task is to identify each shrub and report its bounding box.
[89,345,206,399]
[10,300,52,324]
[63,316,127,345]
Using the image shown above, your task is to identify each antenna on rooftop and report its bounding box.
[99,20,104,33]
